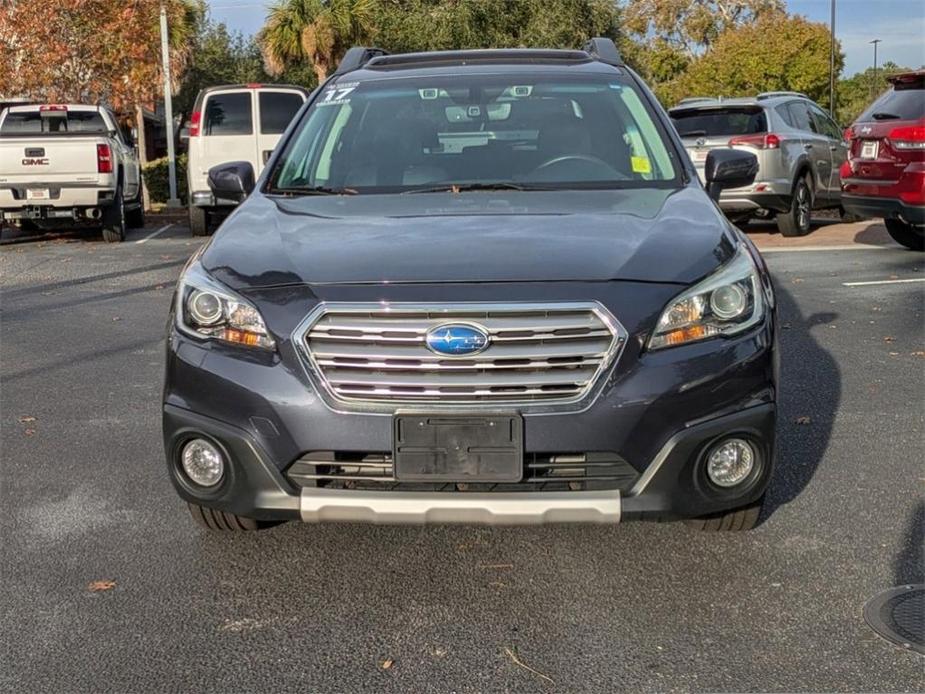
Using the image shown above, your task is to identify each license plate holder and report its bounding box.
[26,188,49,201]
[393,413,523,483]
[860,140,879,159]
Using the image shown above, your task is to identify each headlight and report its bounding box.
[648,247,765,350]
[176,261,275,350]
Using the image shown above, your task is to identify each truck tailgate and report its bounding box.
[0,137,104,184]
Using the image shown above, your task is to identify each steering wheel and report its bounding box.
[528,154,626,181]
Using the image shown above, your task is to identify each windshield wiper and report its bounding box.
[871,112,902,120]
[678,129,708,137]
[271,185,357,196]
[404,182,552,194]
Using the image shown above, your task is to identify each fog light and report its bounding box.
[181,438,224,487]
[707,438,755,487]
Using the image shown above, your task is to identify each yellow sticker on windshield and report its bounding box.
[631,156,652,174]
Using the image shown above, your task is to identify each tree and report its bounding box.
[619,0,784,87]
[621,0,785,56]
[372,0,619,53]
[259,0,377,84]
[663,13,843,108]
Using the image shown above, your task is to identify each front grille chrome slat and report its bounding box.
[298,302,625,407]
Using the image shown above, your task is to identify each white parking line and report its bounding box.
[842,278,925,287]
[135,223,173,244]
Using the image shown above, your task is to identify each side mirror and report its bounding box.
[130,127,138,143]
[179,127,189,144]
[208,161,255,203]
[704,149,759,202]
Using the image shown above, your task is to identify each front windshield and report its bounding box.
[268,73,678,194]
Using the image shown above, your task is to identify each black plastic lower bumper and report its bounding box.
[163,402,776,524]
[841,194,925,226]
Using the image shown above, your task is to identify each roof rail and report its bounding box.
[757,90,809,100]
[333,46,390,76]
[582,37,623,66]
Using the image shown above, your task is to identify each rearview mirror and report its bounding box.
[208,161,255,203]
[179,127,189,144]
[704,149,759,203]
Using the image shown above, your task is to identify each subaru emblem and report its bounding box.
[425,323,490,356]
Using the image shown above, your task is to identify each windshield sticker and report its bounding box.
[318,82,358,106]
[631,156,652,174]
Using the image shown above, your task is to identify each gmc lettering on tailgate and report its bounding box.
[22,158,49,166]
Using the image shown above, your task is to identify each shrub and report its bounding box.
[142,154,188,205]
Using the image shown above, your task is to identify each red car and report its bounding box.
[841,70,924,250]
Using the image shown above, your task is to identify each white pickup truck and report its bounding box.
[0,104,144,242]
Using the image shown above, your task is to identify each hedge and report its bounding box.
[142,154,188,205]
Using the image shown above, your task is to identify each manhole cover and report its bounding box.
[864,584,925,655]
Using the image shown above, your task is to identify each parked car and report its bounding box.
[840,70,924,251]
[164,40,776,534]
[180,83,309,236]
[669,92,847,236]
[0,104,143,242]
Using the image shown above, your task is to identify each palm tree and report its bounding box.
[259,0,377,85]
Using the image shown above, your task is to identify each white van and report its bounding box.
[181,84,308,235]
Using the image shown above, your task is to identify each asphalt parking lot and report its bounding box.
[1,218,923,693]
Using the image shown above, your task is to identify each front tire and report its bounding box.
[684,494,765,532]
[101,186,126,243]
[187,502,279,531]
[189,206,210,237]
[776,176,813,237]
[885,218,924,251]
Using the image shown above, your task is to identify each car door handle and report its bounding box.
[804,143,814,149]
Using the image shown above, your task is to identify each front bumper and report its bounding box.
[163,286,777,525]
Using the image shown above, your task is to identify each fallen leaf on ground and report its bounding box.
[378,658,393,670]
[883,336,895,343]
[791,278,804,284]
[503,647,554,685]
[24,428,36,436]
[912,351,925,357]
[88,580,116,592]
[889,352,900,356]
[112,316,121,322]
[795,416,811,425]
[18,415,36,423]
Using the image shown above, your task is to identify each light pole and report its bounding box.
[159,3,181,208]
[869,38,882,99]
[829,0,836,117]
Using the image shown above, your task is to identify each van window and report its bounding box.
[259,92,304,134]
[204,93,252,136]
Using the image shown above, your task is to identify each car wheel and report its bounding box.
[187,502,280,531]
[885,218,925,251]
[776,176,813,237]
[101,186,126,243]
[683,494,765,532]
[189,206,210,237]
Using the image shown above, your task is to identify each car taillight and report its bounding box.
[843,126,855,141]
[839,160,853,180]
[888,125,925,150]
[189,110,201,137]
[97,144,113,173]
[729,133,780,149]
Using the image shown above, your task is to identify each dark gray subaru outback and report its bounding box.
[164,39,777,533]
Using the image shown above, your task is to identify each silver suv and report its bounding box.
[670,92,847,236]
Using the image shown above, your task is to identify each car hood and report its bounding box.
[201,186,737,290]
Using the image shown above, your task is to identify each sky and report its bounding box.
[205,0,925,76]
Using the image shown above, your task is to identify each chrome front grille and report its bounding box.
[287,451,639,492]
[297,303,625,408]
